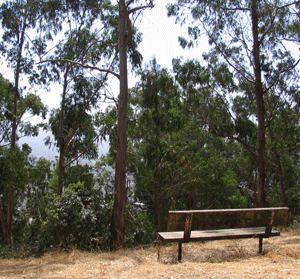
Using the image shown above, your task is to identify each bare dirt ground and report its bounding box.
[1,229,300,278]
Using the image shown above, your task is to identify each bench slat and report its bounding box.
[158,227,280,243]
[167,207,289,231]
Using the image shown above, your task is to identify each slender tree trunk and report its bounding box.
[110,1,128,250]
[268,126,287,206]
[154,87,162,232]
[155,149,162,231]
[251,0,266,207]
[274,154,287,206]
[57,67,70,196]
[0,198,9,243]
[0,17,27,245]
[155,143,162,232]
[155,188,162,232]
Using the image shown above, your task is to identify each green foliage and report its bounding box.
[229,193,248,209]
[0,74,14,145]
[64,164,94,189]
[41,182,109,251]
[0,154,117,256]
[124,59,252,232]
[168,0,300,208]
[0,243,30,259]
[47,105,100,162]
[125,203,157,246]
[0,145,32,204]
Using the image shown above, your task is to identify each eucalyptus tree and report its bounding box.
[37,0,121,196]
[0,74,47,244]
[110,0,154,251]
[46,73,105,196]
[0,74,47,149]
[0,0,54,245]
[172,58,258,200]
[37,0,154,249]
[168,0,300,207]
[127,59,249,231]
[44,28,111,196]
[264,87,300,207]
[0,74,14,146]
[0,144,34,245]
[128,59,184,231]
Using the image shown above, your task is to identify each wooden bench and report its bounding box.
[158,207,289,261]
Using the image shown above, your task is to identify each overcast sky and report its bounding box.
[136,1,203,71]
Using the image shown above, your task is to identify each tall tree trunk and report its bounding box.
[275,154,287,206]
[155,187,162,232]
[268,126,287,206]
[155,142,162,232]
[154,88,162,232]
[0,198,9,244]
[251,0,266,207]
[110,1,128,250]
[57,67,69,196]
[0,16,27,245]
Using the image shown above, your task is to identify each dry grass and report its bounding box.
[1,229,300,278]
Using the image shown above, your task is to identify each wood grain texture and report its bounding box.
[167,208,289,232]
[158,227,280,242]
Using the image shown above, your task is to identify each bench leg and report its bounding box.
[178,242,182,262]
[259,237,263,254]
[157,237,162,261]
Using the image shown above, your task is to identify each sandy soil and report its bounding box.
[1,229,300,278]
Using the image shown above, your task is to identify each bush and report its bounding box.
[25,182,111,255]
[125,203,157,247]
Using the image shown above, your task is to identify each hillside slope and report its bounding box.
[1,229,300,278]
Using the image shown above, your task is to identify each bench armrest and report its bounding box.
[265,210,275,237]
[183,213,193,241]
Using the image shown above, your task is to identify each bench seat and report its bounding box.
[159,227,280,242]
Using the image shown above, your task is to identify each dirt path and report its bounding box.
[1,229,300,278]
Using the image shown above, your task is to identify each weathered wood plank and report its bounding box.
[158,227,280,242]
[167,208,289,232]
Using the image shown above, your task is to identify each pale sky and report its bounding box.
[136,1,203,71]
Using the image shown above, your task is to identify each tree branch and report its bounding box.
[264,58,300,94]
[38,59,120,79]
[278,1,300,10]
[64,133,102,168]
[120,0,154,45]
[128,3,154,15]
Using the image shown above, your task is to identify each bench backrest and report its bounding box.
[167,207,289,232]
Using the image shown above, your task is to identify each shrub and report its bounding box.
[27,182,111,254]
